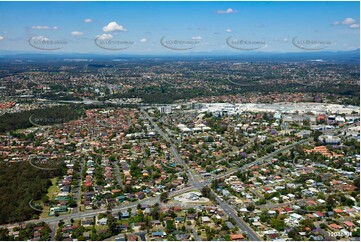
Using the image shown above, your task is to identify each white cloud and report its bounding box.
[216,8,238,14]
[96,34,113,40]
[225,28,232,33]
[31,26,50,29]
[283,38,289,42]
[31,26,58,30]
[84,18,92,23]
[333,18,359,28]
[342,18,356,25]
[31,36,50,41]
[0,36,4,41]
[349,24,360,29]
[103,22,127,32]
[71,31,84,36]
[192,36,202,40]
[140,38,147,43]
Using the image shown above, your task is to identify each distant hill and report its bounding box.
[0,49,359,63]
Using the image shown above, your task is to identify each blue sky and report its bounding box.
[0,1,359,54]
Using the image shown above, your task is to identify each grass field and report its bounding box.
[39,177,60,218]
[48,177,60,199]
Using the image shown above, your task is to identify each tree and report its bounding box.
[187,208,196,214]
[270,216,285,231]
[201,186,211,198]
[0,228,9,241]
[326,195,338,207]
[151,204,160,220]
[41,195,50,204]
[246,204,255,211]
[352,229,360,238]
[256,198,266,205]
[260,213,268,223]
[160,192,169,203]
[319,223,327,229]
[346,198,355,207]
[300,219,315,230]
[90,227,97,241]
[78,235,86,241]
[0,162,64,224]
[107,215,117,235]
[313,130,323,142]
[68,198,77,208]
[353,176,360,189]
[288,228,298,239]
[165,220,175,233]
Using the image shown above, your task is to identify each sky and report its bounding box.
[0,1,359,54]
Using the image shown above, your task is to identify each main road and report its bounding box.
[2,108,323,240]
[0,187,194,229]
[211,123,355,182]
[141,108,262,241]
[212,138,312,180]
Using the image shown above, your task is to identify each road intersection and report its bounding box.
[1,108,339,241]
